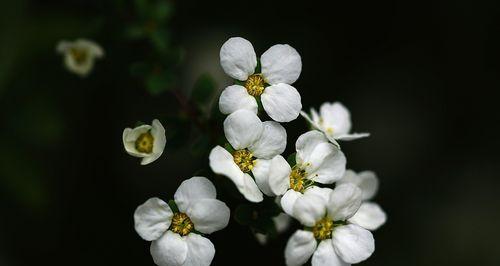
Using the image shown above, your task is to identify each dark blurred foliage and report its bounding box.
[1,0,500,265]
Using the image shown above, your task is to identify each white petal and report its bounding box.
[209,146,261,202]
[186,199,230,234]
[305,143,346,184]
[274,213,292,233]
[239,173,264,202]
[327,184,362,221]
[220,37,257,81]
[76,39,104,58]
[252,159,274,196]
[150,231,188,266]
[295,130,328,165]
[223,109,263,150]
[338,170,379,201]
[261,84,302,122]
[304,186,333,204]
[268,155,292,196]
[174,176,216,213]
[292,192,327,226]
[335,133,370,141]
[56,40,71,54]
[281,189,302,216]
[285,230,317,266]
[151,119,167,155]
[249,121,287,159]
[122,125,152,158]
[182,234,215,266]
[300,111,321,131]
[320,102,352,136]
[209,146,244,186]
[348,202,387,231]
[218,85,258,115]
[134,198,173,241]
[332,224,374,264]
[261,44,302,85]
[312,239,349,266]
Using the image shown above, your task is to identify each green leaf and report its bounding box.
[168,199,179,213]
[191,74,216,108]
[224,143,235,153]
[152,0,173,21]
[146,72,171,95]
[287,152,296,166]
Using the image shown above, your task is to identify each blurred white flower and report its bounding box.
[250,130,346,215]
[209,109,287,202]
[134,176,230,266]
[123,119,166,165]
[255,213,292,245]
[56,39,104,77]
[338,170,387,230]
[219,37,302,122]
[284,184,375,266]
[301,102,369,145]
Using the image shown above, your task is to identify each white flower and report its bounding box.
[209,109,287,202]
[56,39,104,77]
[123,119,166,165]
[219,37,302,122]
[249,130,346,214]
[284,184,375,266]
[337,170,387,230]
[134,176,230,266]
[301,102,369,145]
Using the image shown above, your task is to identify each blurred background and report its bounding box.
[1,0,499,265]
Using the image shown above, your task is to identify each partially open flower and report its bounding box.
[284,184,375,266]
[56,39,104,77]
[301,102,369,145]
[338,170,387,230]
[123,119,166,165]
[134,176,230,266]
[219,37,302,122]
[250,130,346,214]
[209,109,287,202]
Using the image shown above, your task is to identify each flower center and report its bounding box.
[244,74,265,97]
[135,132,154,153]
[232,149,255,173]
[170,212,194,236]
[289,167,313,193]
[70,48,88,65]
[312,217,334,240]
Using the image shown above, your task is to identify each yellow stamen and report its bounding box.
[170,212,194,236]
[244,74,265,97]
[135,132,154,153]
[232,149,255,173]
[312,217,334,240]
[70,48,88,65]
[289,167,314,193]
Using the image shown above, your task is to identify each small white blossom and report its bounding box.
[338,170,387,230]
[284,184,375,266]
[134,176,230,266]
[301,102,369,145]
[250,130,346,215]
[209,109,287,202]
[56,39,104,77]
[123,119,166,165]
[219,37,302,122]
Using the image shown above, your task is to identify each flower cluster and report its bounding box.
[122,36,386,266]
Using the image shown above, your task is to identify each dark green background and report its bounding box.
[1,0,499,265]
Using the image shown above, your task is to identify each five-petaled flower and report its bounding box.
[301,102,369,145]
[134,176,230,266]
[209,109,287,202]
[337,170,387,230]
[284,184,375,266]
[250,130,346,215]
[219,37,302,122]
[56,39,104,77]
[123,119,166,165]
